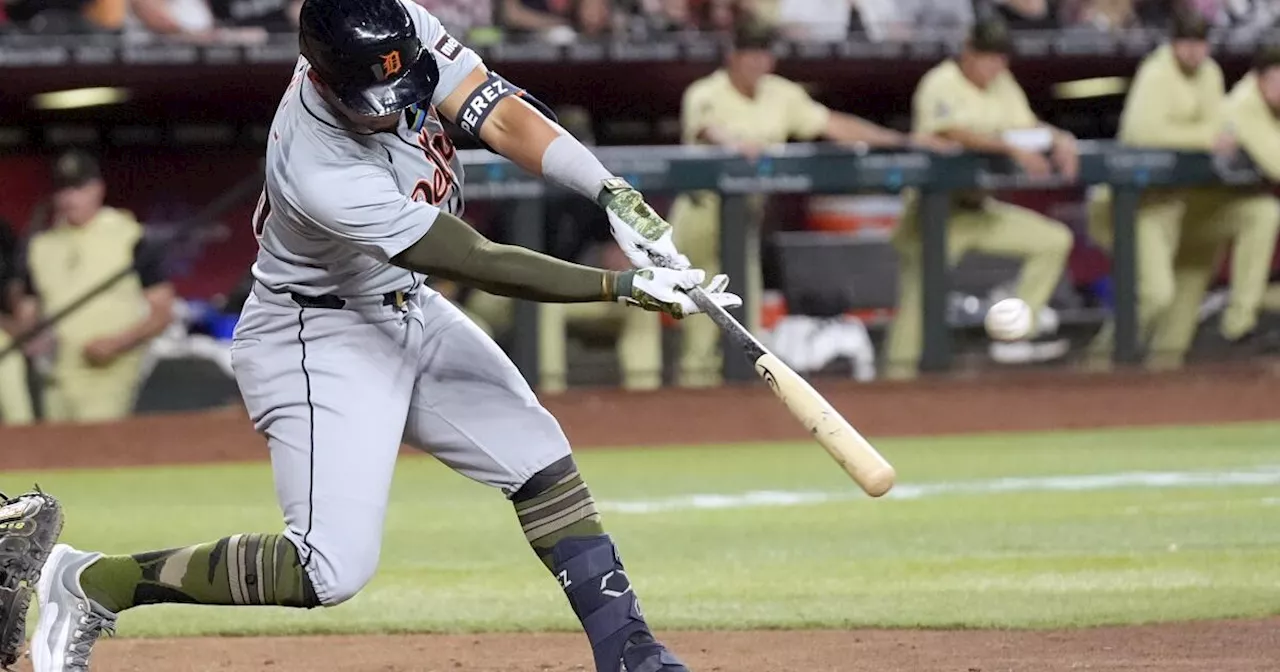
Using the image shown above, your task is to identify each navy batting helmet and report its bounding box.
[298,0,440,117]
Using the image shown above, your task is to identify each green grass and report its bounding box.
[5,421,1280,636]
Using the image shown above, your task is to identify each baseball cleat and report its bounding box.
[621,631,689,672]
[30,544,115,672]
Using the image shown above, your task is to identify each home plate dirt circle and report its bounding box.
[37,620,1280,672]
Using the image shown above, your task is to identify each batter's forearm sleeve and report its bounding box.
[391,212,620,303]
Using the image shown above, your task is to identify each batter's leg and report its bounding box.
[403,295,688,672]
[34,298,422,670]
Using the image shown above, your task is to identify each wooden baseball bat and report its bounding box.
[684,286,896,497]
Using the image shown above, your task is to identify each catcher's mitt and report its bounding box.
[0,489,63,670]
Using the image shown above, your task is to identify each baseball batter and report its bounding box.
[3,0,741,670]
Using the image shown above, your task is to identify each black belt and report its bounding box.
[289,290,412,310]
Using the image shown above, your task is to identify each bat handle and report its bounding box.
[681,284,767,361]
[683,285,716,313]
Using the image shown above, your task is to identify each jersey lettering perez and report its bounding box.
[250,0,481,299]
[459,75,515,135]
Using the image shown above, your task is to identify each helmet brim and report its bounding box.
[331,48,438,117]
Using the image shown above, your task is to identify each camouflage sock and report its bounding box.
[78,533,319,613]
[513,458,604,571]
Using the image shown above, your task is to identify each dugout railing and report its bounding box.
[455,140,1271,384]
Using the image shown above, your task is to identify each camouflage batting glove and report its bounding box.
[612,268,740,319]
[598,178,691,271]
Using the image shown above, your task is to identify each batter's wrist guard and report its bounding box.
[596,177,634,210]
[612,270,634,304]
[0,489,64,670]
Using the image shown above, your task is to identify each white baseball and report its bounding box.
[984,298,1033,341]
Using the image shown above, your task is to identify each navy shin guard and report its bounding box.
[551,534,650,672]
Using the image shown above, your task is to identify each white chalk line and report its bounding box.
[598,467,1280,514]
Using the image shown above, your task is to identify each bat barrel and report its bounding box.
[755,353,897,498]
[682,284,897,499]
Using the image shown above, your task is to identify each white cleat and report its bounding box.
[30,545,115,672]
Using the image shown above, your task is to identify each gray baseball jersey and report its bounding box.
[250,0,481,298]
[231,1,573,606]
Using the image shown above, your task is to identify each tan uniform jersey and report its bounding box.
[680,69,830,146]
[27,208,149,358]
[909,59,1038,207]
[26,207,154,421]
[911,60,1038,136]
[1118,44,1224,150]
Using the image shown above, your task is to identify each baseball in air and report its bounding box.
[984,298,1034,341]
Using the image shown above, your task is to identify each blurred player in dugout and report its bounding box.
[668,24,953,387]
[10,150,176,423]
[885,17,1079,380]
[0,217,34,425]
[1086,12,1280,370]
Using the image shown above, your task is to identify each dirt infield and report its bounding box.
[32,618,1279,672]
[6,364,1280,470]
[5,364,1280,671]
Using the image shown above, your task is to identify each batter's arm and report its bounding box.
[391,211,616,303]
[437,65,589,190]
[392,214,741,318]
[437,65,689,270]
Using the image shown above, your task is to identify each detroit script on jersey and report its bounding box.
[248,0,482,299]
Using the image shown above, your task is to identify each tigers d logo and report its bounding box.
[373,50,403,81]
